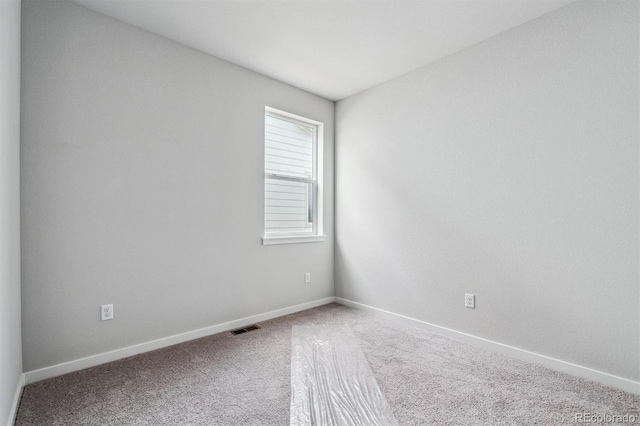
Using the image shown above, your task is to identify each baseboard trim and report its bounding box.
[335,297,640,395]
[25,297,336,385]
[7,373,24,426]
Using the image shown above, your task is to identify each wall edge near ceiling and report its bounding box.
[335,297,640,395]
[7,373,24,426]
[24,297,336,385]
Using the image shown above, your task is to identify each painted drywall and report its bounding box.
[336,0,639,381]
[21,0,334,372]
[0,0,23,423]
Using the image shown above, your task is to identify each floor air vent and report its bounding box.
[231,324,261,335]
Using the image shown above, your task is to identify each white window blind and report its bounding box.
[264,109,320,238]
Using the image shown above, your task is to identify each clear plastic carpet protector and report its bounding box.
[290,325,398,426]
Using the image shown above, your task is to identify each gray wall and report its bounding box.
[21,0,334,372]
[336,0,639,381]
[0,0,23,422]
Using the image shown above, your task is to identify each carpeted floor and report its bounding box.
[15,303,639,425]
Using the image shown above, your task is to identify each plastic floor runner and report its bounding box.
[290,325,398,426]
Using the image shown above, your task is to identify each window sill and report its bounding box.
[262,235,326,245]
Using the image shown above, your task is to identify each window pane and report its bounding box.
[265,177,312,234]
[265,115,314,179]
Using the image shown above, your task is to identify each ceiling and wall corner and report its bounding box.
[69,0,575,101]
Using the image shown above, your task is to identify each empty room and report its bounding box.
[1,0,638,424]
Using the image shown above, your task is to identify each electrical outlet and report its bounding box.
[465,294,475,309]
[305,273,311,283]
[101,304,114,321]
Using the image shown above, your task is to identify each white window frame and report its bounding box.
[262,107,325,245]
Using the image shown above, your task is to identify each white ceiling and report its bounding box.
[70,0,575,101]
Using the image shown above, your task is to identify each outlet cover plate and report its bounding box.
[465,294,475,309]
[101,304,114,321]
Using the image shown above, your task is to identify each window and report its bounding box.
[263,107,325,245]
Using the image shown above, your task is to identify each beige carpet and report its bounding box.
[15,303,639,425]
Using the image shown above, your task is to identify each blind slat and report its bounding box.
[265,199,308,207]
[266,147,312,161]
[266,155,312,170]
[266,207,306,213]
[266,194,306,201]
[266,138,313,153]
[266,221,311,229]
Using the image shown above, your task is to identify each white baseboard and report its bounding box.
[25,297,336,385]
[335,297,640,395]
[7,373,24,426]
[23,296,638,395]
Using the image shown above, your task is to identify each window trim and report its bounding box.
[262,107,325,245]
[262,234,326,245]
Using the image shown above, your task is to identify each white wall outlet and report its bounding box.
[305,272,311,283]
[465,294,475,309]
[101,304,114,321]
